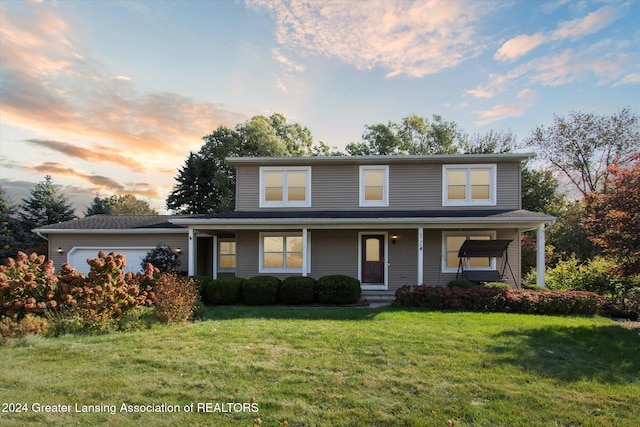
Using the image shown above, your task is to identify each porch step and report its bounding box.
[361,291,395,306]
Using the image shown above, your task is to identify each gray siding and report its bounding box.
[235,161,521,211]
[49,233,189,273]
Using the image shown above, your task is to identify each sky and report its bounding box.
[1,0,639,215]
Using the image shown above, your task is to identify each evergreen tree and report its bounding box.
[19,176,76,231]
[0,186,30,262]
[85,194,111,216]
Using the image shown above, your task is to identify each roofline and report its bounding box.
[32,228,188,235]
[226,153,536,165]
[171,215,555,228]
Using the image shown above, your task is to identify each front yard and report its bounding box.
[1,307,638,426]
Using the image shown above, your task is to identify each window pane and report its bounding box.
[286,253,303,268]
[471,185,490,200]
[219,254,236,269]
[264,236,283,253]
[263,253,284,268]
[264,172,283,187]
[364,170,384,186]
[265,187,283,201]
[469,257,491,267]
[470,235,491,241]
[471,169,490,185]
[287,186,306,201]
[286,236,303,253]
[448,185,466,200]
[219,241,236,255]
[365,186,383,201]
[446,252,460,268]
[448,170,467,185]
[365,238,380,261]
[447,235,467,250]
[287,171,307,187]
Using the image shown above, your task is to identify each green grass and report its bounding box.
[1,307,639,426]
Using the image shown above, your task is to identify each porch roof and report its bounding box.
[170,209,555,230]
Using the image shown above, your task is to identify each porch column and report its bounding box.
[537,223,546,287]
[417,227,424,285]
[212,235,218,280]
[302,228,308,277]
[188,228,196,276]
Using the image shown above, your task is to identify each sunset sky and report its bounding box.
[1,0,638,214]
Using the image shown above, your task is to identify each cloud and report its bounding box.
[471,40,637,98]
[475,104,528,126]
[26,162,160,199]
[495,33,546,62]
[494,5,621,64]
[0,6,246,161]
[551,6,619,41]
[248,0,488,78]
[614,72,640,87]
[25,139,147,172]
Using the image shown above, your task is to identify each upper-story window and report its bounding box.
[260,166,311,208]
[442,164,496,206]
[359,165,389,207]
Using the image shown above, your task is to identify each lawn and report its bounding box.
[1,307,638,426]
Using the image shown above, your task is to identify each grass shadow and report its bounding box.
[489,324,640,384]
[198,304,400,321]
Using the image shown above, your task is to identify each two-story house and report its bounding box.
[34,154,555,300]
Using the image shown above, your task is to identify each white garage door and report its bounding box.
[67,247,154,275]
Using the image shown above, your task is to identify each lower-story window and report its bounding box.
[259,232,311,273]
[442,231,496,273]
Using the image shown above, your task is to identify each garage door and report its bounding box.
[67,247,154,275]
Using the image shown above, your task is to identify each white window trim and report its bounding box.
[259,232,311,274]
[259,166,311,208]
[359,165,389,207]
[441,230,497,273]
[217,238,236,273]
[442,164,497,206]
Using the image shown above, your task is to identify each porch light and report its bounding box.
[57,247,63,254]
[175,247,182,254]
[391,233,398,244]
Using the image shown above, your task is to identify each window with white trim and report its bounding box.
[259,232,311,273]
[443,164,496,206]
[260,167,311,208]
[218,239,236,272]
[359,165,389,207]
[442,231,496,273]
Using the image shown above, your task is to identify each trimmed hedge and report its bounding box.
[447,279,475,289]
[394,285,605,316]
[207,277,245,305]
[315,275,361,305]
[190,275,212,304]
[242,276,281,305]
[280,276,316,305]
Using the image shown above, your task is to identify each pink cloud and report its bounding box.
[552,6,619,41]
[0,6,246,162]
[248,0,487,78]
[494,33,546,62]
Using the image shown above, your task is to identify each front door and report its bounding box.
[361,234,385,285]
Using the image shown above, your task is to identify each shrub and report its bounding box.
[280,276,316,305]
[0,252,58,318]
[447,279,475,289]
[483,282,510,290]
[207,277,245,305]
[141,245,181,273]
[190,275,212,304]
[315,275,361,305]
[394,285,605,316]
[152,273,199,323]
[1,314,49,342]
[243,276,280,305]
